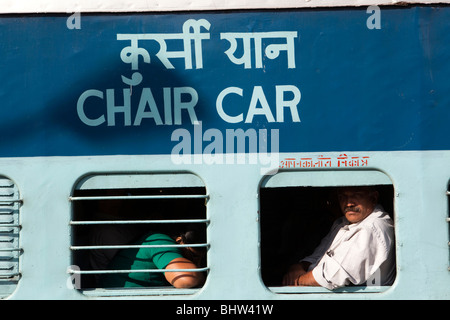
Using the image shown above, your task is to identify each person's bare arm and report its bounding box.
[296,270,320,286]
[282,261,320,286]
[282,262,309,286]
[164,257,205,288]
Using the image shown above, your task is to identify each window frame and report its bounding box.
[259,168,396,294]
[68,172,209,297]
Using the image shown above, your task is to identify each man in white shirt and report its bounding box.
[282,186,395,290]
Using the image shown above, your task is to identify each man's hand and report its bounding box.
[282,262,320,286]
[282,262,308,286]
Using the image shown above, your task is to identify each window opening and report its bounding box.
[259,174,395,292]
[69,173,208,294]
[0,177,22,298]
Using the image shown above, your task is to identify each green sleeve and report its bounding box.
[142,233,184,269]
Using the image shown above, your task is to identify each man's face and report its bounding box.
[337,187,378,224]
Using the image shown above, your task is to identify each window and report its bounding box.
[259,169,395,293]
[69,173,209,296]
[0,177,22,298]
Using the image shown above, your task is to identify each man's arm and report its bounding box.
[164,257,205,288]
[283,261,321,286]
[296,270,320,286]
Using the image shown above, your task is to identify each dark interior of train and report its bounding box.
[71,187,208,289]
[259,185,394,287]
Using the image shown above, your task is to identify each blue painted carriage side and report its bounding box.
[0,6,448,157]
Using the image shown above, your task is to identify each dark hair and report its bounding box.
[177,223,207,267]
[178,223,206,245]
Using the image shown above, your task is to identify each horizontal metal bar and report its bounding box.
[0,266,14,271]
[447,191,450,196]
[69,195,209,201]
[446,217,450,222]
[0,272,21,279]
[70,243,209,251]
[0,199,22,204]
[0,248,22,252]
[68,267,209,275]
[0,183,14,188]
[70,219,209,226]
[0,224,21,229]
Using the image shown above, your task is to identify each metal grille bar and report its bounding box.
[70,219,209,226]
[0,272,21,279]
[70,243,209,250]
[68,267,209,275]
[69,194,209,201]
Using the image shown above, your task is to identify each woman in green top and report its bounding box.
[102,228,206,288]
